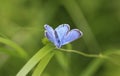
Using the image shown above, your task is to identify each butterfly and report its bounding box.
[44,24,83,48]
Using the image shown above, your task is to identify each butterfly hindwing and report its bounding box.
[62,29,83,45]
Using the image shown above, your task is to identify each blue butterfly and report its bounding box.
[44,24,83,48]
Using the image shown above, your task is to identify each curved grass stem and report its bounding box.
[58,48,108,59]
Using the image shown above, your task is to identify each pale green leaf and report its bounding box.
[16,44,54,76]
[32,51,54,76]
[0,37,28,59]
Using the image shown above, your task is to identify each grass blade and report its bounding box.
[32,51,54,76]
[16,44,54,76]
[0,37,28,59]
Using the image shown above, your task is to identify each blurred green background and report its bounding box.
[0,0,120,76]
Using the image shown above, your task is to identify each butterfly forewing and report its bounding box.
[62,29,83,45]
[55,24,70,42]
[44,24,59,46]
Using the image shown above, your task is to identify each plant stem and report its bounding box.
[58,48,107,59]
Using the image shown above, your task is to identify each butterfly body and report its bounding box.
[44,24,83,48]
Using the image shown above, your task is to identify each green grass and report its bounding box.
[0,0,120,76]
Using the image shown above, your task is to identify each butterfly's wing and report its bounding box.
[55,24,70,44]
[44,24,59,46]
[62,29,83,45]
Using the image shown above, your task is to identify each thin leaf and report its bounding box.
[32,51,54,76]
[0,37,28,59]
[16,44,54,76]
